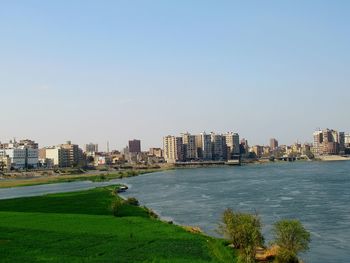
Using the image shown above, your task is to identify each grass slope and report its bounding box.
[0,186,235,262]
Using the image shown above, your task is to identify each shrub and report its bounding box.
[125,197,139,206]
[274,248,299,263]
[272,219,310,263]
[218,208,264,262]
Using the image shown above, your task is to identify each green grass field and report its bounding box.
[0,186,236,262]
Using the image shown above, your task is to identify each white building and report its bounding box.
[0,147,38,169]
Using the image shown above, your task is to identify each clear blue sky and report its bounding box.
[1,1,349,150]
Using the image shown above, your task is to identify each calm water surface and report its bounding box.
[0,161,349,262]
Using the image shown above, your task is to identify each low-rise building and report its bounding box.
[0,139,39,169]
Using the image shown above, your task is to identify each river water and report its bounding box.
[1,161,349,262]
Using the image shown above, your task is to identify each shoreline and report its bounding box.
[0,167,172,188]
[2,157,349,188]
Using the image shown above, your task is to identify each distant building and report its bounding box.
[240,139,249,154]
[312,130,323,155]
[345,134,350,146]
[211,133,225,160]
[85,143,98,155]
[251,145,263,158]
[270,138,278,151]
[60,141,83,167]
[182,133,197,160]
[129,139,141,153]
[44,147,69,167]
[224,132,240,159]
[43,141,83,167]
[0,139,39,169]
[0,155,11,171]
[195,134,203,159]
[18,139,39,149]
[149,148,163,158]
[339,132,345,154]
[312,129,344,155]
[163,136,184,163]
[201,132,212,160]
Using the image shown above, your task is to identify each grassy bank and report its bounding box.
[0,185,236,262]
[0,169,169,188]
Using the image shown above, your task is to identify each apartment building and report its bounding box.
[0,140,39,169]
[224,132,240,159]
[182,133,197,160]
[163,136,184,163]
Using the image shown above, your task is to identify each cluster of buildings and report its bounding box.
[0,139,39,170]
[39,141,84,168]
[1,128,349,170]
[312,129,349,156]
[89,140,164,166]
[163,132,240,163]
[249,139,312,159]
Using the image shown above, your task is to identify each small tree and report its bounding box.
[272,219,311,263]
[218,208,264,263]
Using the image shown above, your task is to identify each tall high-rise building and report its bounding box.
[182,132,197,160]
[163,136,184,163]
[313,129,344,155]
[345,134,350,146]
[240,138,249,155]
[224,132,240,159]
[128,139,141,153]
[195,134,203,159]
[59,141,83,167]
[201,132,212,160]
[211,133,225,160]
[313,130,323,155]
[270,138,279,151]
[339,132,345,154]
[85,143,98,154]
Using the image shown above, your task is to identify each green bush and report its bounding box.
[272,219,310,263]
[218,208,264,262]
[274,248,299,263]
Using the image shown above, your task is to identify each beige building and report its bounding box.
[163,136,184,163]
[43,141,83,167]
[182,133,197,160]
[251,145,263,158]
[45,147,69,167]
[313,129,344,155]
[224,132,240,159]
[59,141,83,167]
[0,155,11,171]
[149,148,163,158]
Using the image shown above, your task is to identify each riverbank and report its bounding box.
[0,185,236,262]
[317,155,350,161]
[0,167,172,188]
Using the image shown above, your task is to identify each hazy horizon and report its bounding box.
[1,1,349,151]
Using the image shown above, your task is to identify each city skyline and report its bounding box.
[1,128,349,153]
[1,1,350,150]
